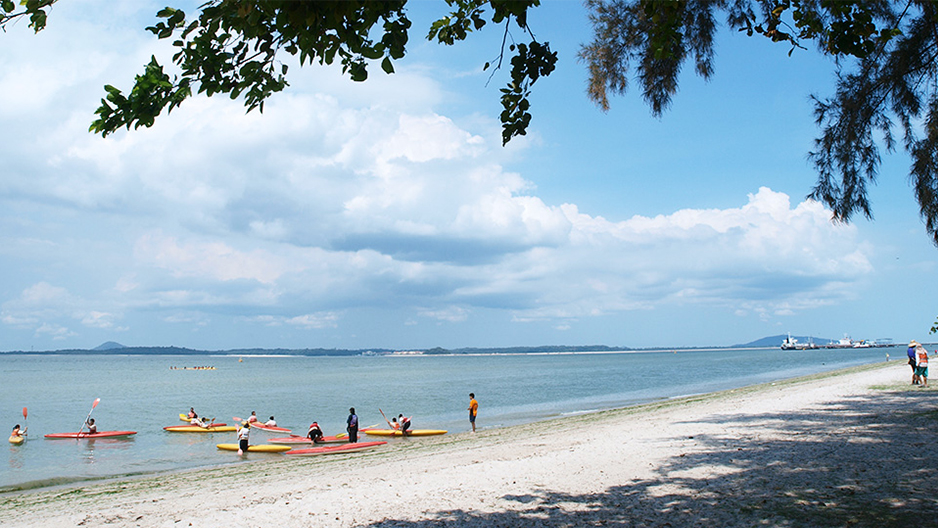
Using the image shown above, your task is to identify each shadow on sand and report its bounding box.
[361,387,938,527]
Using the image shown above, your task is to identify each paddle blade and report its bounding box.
[22,407,27,419]
[232,417,242,423]
[91,398,100,409]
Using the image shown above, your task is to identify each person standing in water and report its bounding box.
[237,421,250,455]
[468,393,479,432]
[346,407,358,443]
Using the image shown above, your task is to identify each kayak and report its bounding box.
[44,431,137,439]
[164,424,236,433]
[8,435,24,445]
[216,443,291,453]
[287,441,387,456]
[179,413,216,422]
[362,429,448,437]
[247,423,291,434]
[268,435,347,445]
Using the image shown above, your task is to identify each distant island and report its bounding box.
[0,334,902,356]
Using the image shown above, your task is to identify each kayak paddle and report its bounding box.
[378,408,392,429]
[22,406,27,437]
[77,398,100,438]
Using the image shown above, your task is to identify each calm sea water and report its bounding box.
[0,348,896,492]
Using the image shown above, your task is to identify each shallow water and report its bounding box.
[0,348,895,491]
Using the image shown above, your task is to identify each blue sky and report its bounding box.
[1,0,935,351]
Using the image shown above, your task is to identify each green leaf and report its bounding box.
[381,56,394,75]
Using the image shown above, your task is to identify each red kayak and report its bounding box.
[286,441,386,456]
[45,431,137,439]
[269,435,347,445]
[248,423,291,433]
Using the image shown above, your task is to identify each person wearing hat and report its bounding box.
[237,421,250,455]
[908,341,921,385]
[307,422,323,443]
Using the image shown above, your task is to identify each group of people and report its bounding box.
[908,340,930,386]
[188,393,480,454]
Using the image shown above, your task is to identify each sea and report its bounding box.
[0,347,899,493]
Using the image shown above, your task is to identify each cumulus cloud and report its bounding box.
[0,2,880,348]
[0,282,126,338]
[133,231,300,285]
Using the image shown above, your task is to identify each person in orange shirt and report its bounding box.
[468,393,478,432]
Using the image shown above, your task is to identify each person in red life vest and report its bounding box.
[307,422,323,443]
[10,424,26,440]
[397,414,412,435]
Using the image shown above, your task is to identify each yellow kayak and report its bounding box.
[216,443,291,453]
[164,424,236,433]
[362,429,448,437]
[8,435,24,445]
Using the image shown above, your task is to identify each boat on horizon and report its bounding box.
[780,333,819,350]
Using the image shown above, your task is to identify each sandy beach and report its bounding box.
[2,360,935,527]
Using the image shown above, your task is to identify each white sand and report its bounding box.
[2,360,936,527]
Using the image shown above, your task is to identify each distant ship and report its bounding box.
[780,333,819,350]
[823,335,876,349]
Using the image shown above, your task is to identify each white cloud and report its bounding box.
[286,312,341,329]
[419,306,470,323]
[0,3,887,348]
[35,322,77,340]
[134,231,300,285]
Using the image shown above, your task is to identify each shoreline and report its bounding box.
[2,359,936,527]
[0,358,896,496]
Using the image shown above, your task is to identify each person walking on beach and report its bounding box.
[468,393,478,432]
[915,342,929,387]
[346,407,359,443]
[908,341,921,385]
[237,421,250,455]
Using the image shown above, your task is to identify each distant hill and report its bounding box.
[7,336,897,355]
[93,341,126,350]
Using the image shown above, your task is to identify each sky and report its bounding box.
[1,1,935,352]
